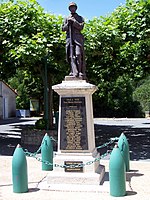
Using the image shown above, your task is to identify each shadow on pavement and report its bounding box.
[28,188,40,193]
[0,118,36,125]
[95,124,150,161]
[0,137,21,156]
[0,118,39,156]
[126,191,137,196]
[0,119,150,161]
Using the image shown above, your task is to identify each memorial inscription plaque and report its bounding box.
[64,161,83,173]
[60,97,88,150]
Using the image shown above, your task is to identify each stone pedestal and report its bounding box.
[51,79,105,185]
[52,79,97,153]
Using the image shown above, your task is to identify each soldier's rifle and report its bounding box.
[69,21,78,76]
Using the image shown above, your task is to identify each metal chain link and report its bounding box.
[25,150,111,169]
[24,136,57,156]
[96,137,118,150]
[24,138,116,169]
[24,145,42,156]
[25,149,111,169]
[50,136,58,143]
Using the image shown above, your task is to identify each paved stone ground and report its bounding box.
[94,118,150,161]
[0,157,150,200]
[0,117,150,199]
[0,117,39,155]
[0,117,150,160]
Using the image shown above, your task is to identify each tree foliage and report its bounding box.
[133,76,150,112]
[1,0,150,118]
[0,0,65,78]
[8,69,43,109]
[0,0,66,128]
[85,0,150,79]
[84,0,150,116]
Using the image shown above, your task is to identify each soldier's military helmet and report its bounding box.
[68,2,77,10]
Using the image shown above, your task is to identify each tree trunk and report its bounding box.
[48,72,53,129]
[41,61,53,130]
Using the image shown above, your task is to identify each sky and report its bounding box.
[37,0,126,19]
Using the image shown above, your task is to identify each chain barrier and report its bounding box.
[96,137,118,150]
[24,136,57,156]
[50,136,58,143]
[24,146,41,156]
[24,137,118,169]
[25,149,111,169]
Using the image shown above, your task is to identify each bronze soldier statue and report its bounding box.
[62,2,85,78]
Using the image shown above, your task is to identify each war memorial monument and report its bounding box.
[52,2,104,184]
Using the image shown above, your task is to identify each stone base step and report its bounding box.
[38,182,110,193]
[47,164,105,185]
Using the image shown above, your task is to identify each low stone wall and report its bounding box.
[21,127,57,146]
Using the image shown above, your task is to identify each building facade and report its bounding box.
[0,81,17,119]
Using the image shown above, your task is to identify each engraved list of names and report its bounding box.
[60,97,88,150]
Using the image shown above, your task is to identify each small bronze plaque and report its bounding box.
[64,161,83,173]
